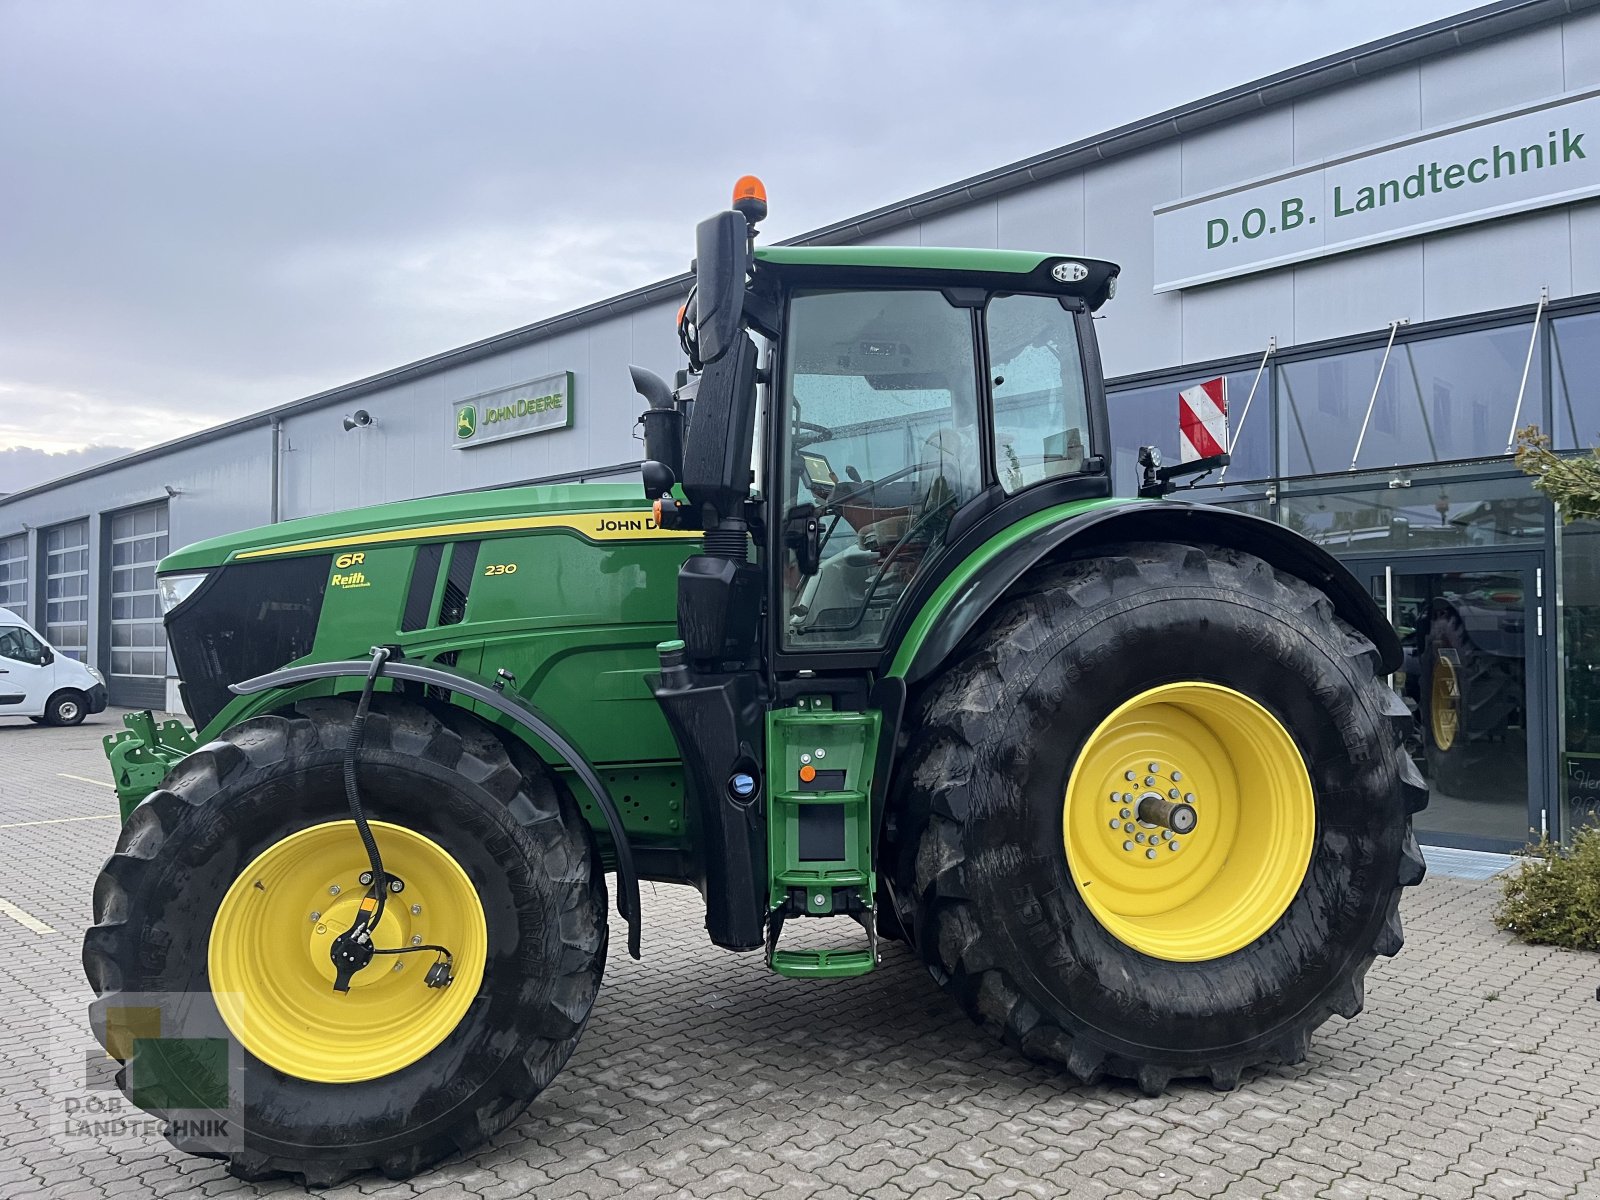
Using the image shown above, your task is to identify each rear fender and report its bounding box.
[891,499,1400,686]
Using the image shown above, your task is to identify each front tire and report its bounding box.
[82,696,606,1185]
[44,689,87,725]
[889,542,1427,1093]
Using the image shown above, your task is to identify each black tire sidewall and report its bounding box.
[962,584,1404,1065]
[115,728,582,1162]
[48,691,86,725]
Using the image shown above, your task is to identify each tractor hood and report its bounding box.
[156,482,699,734]
[159,483,671,573]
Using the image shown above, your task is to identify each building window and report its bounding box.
[1277,474,1545,554]
[108,504,169,680]
[1551,311,1600,451]
[1107,365,1274,495]
[1557,518,1600,832]
[43,520,90,661]
[0,533,26,622]
[1279,323,1542,475]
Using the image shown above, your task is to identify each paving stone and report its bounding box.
[5,712,1600,1199]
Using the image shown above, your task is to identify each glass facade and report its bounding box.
[43,520,89,662]
[0,533,26,622]
[1107,296,1600,850]
[1557,518,1600,834]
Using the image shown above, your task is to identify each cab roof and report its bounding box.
[753,245,1121,310]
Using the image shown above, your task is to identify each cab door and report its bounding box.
[0,624,54,716]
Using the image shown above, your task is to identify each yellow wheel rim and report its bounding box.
[208,821,488,1083]
[1063,683,1315,962]
[1431,656,1459,751]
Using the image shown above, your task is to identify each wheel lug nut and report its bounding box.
[1135,833,1145,843]
[1169,789,1180,800]
[1125,771,1136,781]
[411,934,423,946]
[411,904,422,916]
[1185,793,1196,803]
[309,911,321,922]
[1110,791,1120,801]
[1120,808,1132,819]
[1170,841,1181,851]
[1109,819,1120,829]
[1146,849,1158,859]
[1171,771,1183,782]
[393,961,404,972]
[1144,776,1156,786]
[359,871,373,886]
[1148,763,1160,774]
[1124,822,1136,833]
[328,884,341,896]
[1122,841,1134,852]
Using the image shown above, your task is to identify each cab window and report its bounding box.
[0,626,46,664]
[780,288,982,651]
[986,295,1091,493]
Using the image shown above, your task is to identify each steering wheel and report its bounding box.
[792,419,832,450]
[826,459,928,511]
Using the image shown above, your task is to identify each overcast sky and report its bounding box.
[1,0,1475,489]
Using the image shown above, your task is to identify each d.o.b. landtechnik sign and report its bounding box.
[453,371,574,449]
[1153,88,1600,293]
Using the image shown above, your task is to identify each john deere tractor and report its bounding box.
[84,179,1426,1185]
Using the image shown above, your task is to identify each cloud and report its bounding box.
[0,0,1472,456]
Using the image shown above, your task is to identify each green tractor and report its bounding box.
[84,180,1426,1185]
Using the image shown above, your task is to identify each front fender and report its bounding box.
[231,658,643,959]
[890,498,1401,686]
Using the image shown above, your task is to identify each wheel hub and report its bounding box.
[209,820,487,1084]
[1064,683,1316,962]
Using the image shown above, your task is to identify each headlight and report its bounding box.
[87,666,104,683]
[158,572,209,614]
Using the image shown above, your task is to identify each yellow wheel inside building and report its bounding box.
[209,820,489,1083]
[1430,654,1460,752]
[1064,683,1316,962]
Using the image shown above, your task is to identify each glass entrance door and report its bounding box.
[1353,556,1548,851]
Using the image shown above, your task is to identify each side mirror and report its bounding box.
[39,648,54,666]
[693,211,749,366]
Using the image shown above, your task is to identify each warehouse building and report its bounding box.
[4,0,1599,851]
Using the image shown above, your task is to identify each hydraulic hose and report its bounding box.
[328,646,454,992]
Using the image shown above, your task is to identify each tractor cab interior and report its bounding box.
[777,286,1097,652]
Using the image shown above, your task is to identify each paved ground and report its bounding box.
[2,711,1598,1200]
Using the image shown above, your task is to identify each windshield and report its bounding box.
[779,288,982,651]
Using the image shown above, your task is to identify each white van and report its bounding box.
[0,607,108,726]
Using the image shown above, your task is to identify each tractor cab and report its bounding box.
[634,181,1124,972]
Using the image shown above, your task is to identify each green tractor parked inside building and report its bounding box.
[84,179,1426,1185]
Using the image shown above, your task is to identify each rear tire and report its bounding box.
[1421,609,1522,796]
[82,696,606,1185]
[887,541,1427,1093]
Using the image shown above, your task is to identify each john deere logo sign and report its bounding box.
[1153,87,1600,292]
[452,371,573,449]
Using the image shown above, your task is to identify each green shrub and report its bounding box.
[1493,825,1600,951]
